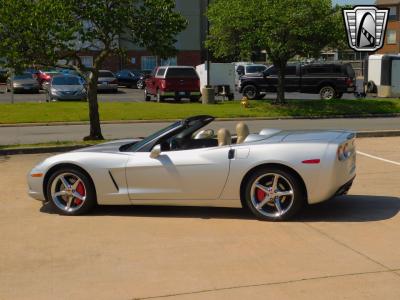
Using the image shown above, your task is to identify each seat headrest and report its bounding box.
[236,122,249,144]
[217,128,231,146]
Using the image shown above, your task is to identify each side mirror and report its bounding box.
[150,144,161,159]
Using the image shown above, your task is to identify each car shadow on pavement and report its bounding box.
[297,195,400,222]
[40,195,399,222]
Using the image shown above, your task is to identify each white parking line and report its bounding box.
[357,151,400,166]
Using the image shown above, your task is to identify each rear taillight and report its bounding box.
[44,74,51,81]
[337,142,353,161]
[345,78,354,87]
[161,80,166,89]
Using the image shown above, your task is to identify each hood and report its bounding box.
[51,85,84,92]
[74,139,142,153]
[14,79,38,85]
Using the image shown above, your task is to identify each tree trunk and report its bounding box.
[275,61,287,104]
[84,71,104,141]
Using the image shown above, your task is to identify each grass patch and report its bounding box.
[0,98,399,124]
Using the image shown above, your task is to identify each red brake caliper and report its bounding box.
[74,182,85,205]
[256,188,266,202]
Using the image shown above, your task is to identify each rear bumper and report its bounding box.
[161,91,201,97]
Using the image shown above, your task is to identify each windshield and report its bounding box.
[52,76,81,85]
[246,65,267,73]
[129,121,182,152]
[14,74,33,80]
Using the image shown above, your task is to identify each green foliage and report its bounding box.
[0,0,187,139]
[207,0,348,103]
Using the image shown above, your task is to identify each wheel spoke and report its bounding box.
[256,197,271,210]
[272,175,279,191]
[54,190,67,197]
[276,190,293,197]
[72,191,85,201]
[274,198,283,215]
[60,176,71,188]
[66,196,74,210]
[255,183,269,193]
[72,179,81,190]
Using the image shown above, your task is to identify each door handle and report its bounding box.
[228,149,235,160]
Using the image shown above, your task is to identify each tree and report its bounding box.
[207,0,346,104]
[0,0,187,140]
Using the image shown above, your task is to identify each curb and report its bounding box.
[0,114,400,128]
[1,130,400,156]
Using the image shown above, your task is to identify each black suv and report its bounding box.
[239,63,356,100]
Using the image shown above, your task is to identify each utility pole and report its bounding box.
[10,68,14,104]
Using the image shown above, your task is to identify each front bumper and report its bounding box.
[27,168,46,202]
[97,83,118,91]
[51,92,86,100]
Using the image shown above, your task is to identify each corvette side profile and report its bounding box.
[28,115,356,221]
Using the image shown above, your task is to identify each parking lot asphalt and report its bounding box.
[0,86,358,103]
[0,136,399,299]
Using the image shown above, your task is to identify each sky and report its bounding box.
[332,0,375,5]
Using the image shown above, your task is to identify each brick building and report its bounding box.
[376,0,400,54]
[78,0,208,72]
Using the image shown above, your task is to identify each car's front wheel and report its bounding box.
[46,167,96,215]
[144,89,151,101]
[244,168,305,221]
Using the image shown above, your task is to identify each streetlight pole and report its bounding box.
[206,0,210,87]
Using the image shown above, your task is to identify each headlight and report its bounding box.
[50,88,59,94]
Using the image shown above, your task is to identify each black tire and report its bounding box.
[144,89,151,101]
[258,93,266,100]
[243,167,305,221]
[242,85,259,100]
[319,86,335,100]
[227,94,234,101]
[45,167,97,216]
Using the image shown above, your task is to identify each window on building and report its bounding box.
[79,56,93,68]
[387,30,397,44]
[389,6,397,21]
[160,57,177,66]
[141,56,157,71]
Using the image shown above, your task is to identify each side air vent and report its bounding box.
[108,170,119,191]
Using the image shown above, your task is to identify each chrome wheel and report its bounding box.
[137,80,144,89]
[320,86,335,100]
[250,173,294,218]
[50,173,87,213]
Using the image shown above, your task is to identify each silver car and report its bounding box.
[7,73,40,93]
[27,115,356,221]
[47,75,87,101]
[97,70,118,93]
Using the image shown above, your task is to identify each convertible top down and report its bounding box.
[28,115,356,221]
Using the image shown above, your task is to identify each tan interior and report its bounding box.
[217,128,232,146]
[236,122,249,144]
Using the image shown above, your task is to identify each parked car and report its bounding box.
[116,69,147,89]
[239,63,356,100]
[97,70,118,93]
[144,66,201,102]
[6,73,40,93]
[46,75,87,101]
[37,69,61,89]
[27,115,356,221]
[236,63,268,77]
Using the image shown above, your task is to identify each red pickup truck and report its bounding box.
[144,66,201,102]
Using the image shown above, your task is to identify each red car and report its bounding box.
[144,66,201,102]
[37,69,60,89]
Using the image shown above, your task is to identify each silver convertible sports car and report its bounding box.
[28,115,356,221]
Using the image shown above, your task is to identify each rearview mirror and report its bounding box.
[150,144,161,159]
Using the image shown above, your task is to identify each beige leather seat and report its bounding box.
[236,122,249,144]
[217,128,232,146]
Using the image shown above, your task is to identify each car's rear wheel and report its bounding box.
[46,168,96,216]
[242,85,259,100]
[320,86,335,100]
[244,168,305,221]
